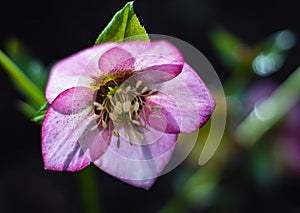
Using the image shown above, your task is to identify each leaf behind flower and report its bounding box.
[95,1,149,44]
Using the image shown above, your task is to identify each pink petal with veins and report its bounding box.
[45,43,117,103]
[98,46,135,75]
[93,126,177,189]
[42,87,108,171]
[145,63,215,134]
[120,41,184,83]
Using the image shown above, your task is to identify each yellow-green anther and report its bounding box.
[133,101,140,111]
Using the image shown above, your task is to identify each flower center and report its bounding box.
[93,76,161,147]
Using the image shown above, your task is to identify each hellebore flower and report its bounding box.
[42,40,215,189]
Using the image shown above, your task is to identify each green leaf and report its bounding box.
[32,102,50,124]
[95,1,149,45]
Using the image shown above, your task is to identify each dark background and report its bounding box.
[1,0,299,212]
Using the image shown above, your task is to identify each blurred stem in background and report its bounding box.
[0,49,45,107]
[236,66,300,146]
[78,166,102,213]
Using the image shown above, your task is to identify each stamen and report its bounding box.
[99,129,105,137]
[105,135,111,144]
[123,101,131,112]
[101,120,107,129]
[135,80,142,89]
[93,77,164,148]
[141,86,148,94]
[91,124,99,131]
[133,101,139,112]
[150,114,161,119]
[153,106,162,110]
[148,89,158,95]
[112,130,118,137]
[152,106,162,112]
[114,102,123,114]
[109,113,117,121]
[117,134,121,148]
[125,86,131,92]
[131,120,141,126]
[116,89,122,94]
[94,114,101,118]
[145,105,152,111]
[93,102,104,110]
[134,130,144,141]
[108,95,114,104]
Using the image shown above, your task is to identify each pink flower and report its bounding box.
[42,41,215,189]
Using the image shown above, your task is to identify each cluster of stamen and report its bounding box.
[93,77,161,147]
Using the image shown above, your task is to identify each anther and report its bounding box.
[150,114,161,119]
[148,89,158,95]
[93,102,104,110]
[101,120,107,129]
[114,102,123,114]
[123,101,131,112]
[133,101,139,111]
[134,130,144,141]
[141,86,148,94]
[145,105,152,111]
[131,120,141,126]
[152,106,162,112]
[125,86,131,92]
[91,124,99,131]
[109,113,117,121]
[135,80,142,89]
[94,114,101,118]
[105,135,111,144]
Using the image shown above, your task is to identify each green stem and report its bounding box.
[235,66,300,146]
[0,49,46,106]
[78,166,102,213]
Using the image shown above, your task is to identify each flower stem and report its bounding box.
[0,49,46,107]
[78,166,102,213]
[235,66,300,146]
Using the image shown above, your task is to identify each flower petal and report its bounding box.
[42,88,108,171]
[120,41,184,83]
[98,46,135,75]
[93,126,177,189]
[46,43,117,103]
[51,86,95,115]
[145,63,215,134]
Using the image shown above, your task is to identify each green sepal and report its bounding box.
[32,102,50,124]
